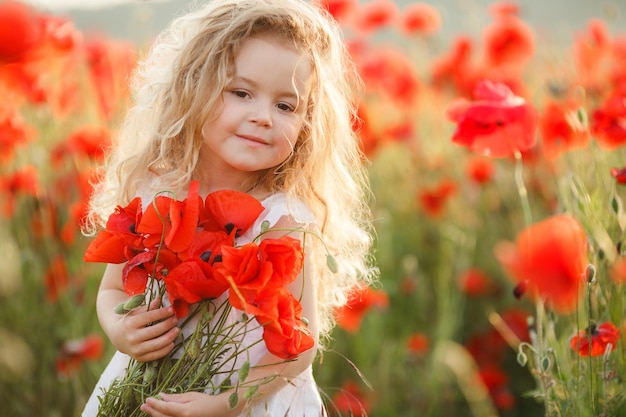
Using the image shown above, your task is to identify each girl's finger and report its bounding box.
[135,327,179,362]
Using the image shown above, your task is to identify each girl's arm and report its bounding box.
[97,263,181,362]
[141,219,321,417]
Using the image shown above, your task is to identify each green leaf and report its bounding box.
[516,350,528,367]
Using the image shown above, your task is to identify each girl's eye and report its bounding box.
[231,90,249,98]
[276,102,295,112]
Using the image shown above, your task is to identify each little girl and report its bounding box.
[82,0,376,416]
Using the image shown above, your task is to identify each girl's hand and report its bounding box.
[114,298,180,362]
[140,392,240,417]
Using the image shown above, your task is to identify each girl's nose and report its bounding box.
[249,102,272,127]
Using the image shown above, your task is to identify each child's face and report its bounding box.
[200,35,312,189]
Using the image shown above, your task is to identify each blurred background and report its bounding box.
[24,0,624,47]
[3,0,626,416]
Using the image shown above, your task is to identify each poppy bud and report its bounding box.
[123,294,146,310]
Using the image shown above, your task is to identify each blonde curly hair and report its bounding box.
[86,0,377,340]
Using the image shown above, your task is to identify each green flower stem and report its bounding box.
[514,151,532,228]
[586,281,596,416]
[533,300,556,416]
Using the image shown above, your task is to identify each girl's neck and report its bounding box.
[193,171,271,201]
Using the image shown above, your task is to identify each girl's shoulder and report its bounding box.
[241,192,316,241]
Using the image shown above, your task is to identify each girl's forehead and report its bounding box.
[233,36,313,91]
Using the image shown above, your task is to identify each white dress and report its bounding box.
[81,193,325,417]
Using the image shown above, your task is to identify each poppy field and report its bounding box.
[1,0,626,416]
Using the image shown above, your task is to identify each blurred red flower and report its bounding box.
[539,99,590,160]
[478,366,515,410]
[356,46,420,107]
[55,334,104,376]
[0,109,36,163]
[51,125,111,165]
[573,18,611,93]
[488,1,520,18]
[570,322,620,357]
[84,36,136,120]
[447,80,538,158]
[334,284,388,333]
[430,35,478,96]
[0,1,42,63]
[482,8,535,68]
[407,332,430,355]
[353,102,380,157]
[418,178,456,219]
[591,84,626,150]
[465,156,495,185]
[495,214,587,314]
[44,255,70,302]
[610,166,626,184]
[314,0,357,24]
[458,268,494,296]
[331,380,372,415]
[398,3,441,36]
[351,0,398,35]
[0,165,40,217]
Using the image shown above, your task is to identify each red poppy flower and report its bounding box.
[331,380,372,415]
[495,214,587,314]
[351,0,398,35]
[257,287,314,359]
[418,178,456,219]
[83,197,143,263]
[0,165,40,217]
[334,284,389,333]
[573,19,611,92]
[398,3,441,36]
[0,110,36,164]
[539,99,590,160]
[84,36,136,120]
[488,1,520,18]
[353,102,379,157]
[407,332,430,355]
[478,366,515,410]
[163,260,226,317]
[258,237,304,287]
[357,47,420,106]
[214,242,273,310]
[465,156,495,185]
[591,84,626,150]
[458,268,494,296]
[570,322,620,357]
[44,256,70,302]
[314,0,358,24]
[482,12,535,68]
[447,80,538,158]
[138,181,201,253]
[430,35,478,96]
[0,1,42,63]
[55,334,104,376]
[202,189,264,237]
[51,125,111,165]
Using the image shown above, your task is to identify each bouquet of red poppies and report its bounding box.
[84,180,314,417]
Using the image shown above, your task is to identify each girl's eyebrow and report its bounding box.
[232,75,303,100]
